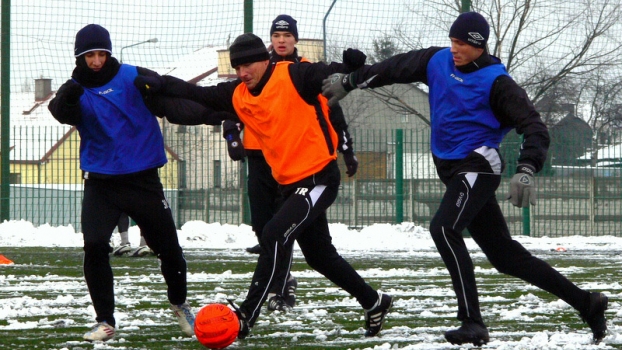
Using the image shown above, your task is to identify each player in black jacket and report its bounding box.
[322,11,608,346]
[222,15,359,312]
[48,24,230,342]
[134,33,392,340]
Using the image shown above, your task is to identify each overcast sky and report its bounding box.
[11,0,446,91]
[10,0,622,119]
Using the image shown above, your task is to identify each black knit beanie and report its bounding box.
[229,33,269,68]
[74,24,112,57]
[270,14,299,42]
[448,12,489,48]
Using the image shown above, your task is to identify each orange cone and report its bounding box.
[0,254,14,265]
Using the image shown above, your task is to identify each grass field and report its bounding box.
[0,245,621,349]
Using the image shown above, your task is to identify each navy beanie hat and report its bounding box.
[74,24,112,57]
[449,12,489,48]
[229,33,269,68]
[270,14,299,41]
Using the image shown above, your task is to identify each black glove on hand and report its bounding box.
[342,48,366,71]
[134,75,164,95]
[223,120,245,162]
[343,151,359,177]
[507,164,537,208]
[322,73,355,107]
[62,81,84,105]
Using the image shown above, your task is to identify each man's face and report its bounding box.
[84,51,108,71]
[235,60,269,90]
[449,38,484,67]
[271,32,296,57]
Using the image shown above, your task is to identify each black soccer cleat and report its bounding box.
[245,244,262,254]
[364,292,393,337]
[581,292,608,344]
[444,319,489,346]
[285,275,298,308]
[227,299,250,339]
[267,295,292,312]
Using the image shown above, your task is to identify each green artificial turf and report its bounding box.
[0,246,619,349]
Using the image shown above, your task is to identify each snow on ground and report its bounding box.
[1,219,621,349]
[2,219,619,253]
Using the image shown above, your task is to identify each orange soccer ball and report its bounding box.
[194,303,240,349]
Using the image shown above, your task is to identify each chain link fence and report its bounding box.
[2,1,622,236]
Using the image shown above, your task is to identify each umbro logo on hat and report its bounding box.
[274,20,290,29]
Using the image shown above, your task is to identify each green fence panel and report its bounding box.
[5,124,622,236]
[2,1,621,237]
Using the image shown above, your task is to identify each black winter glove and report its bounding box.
[342,48,367,71]
[223,120,245,162]
[342,150,359,177]
[62,81,84,105]
[507,164,537,208]
[134,75,164,95]
[322,73,356,107]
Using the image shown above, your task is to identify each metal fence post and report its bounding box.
[522,207,530,236]
[461,0,471,12]
[241,0,252,225]
[0,0,11,222]
[241,161,250,225]
[589,174,595,236]
[395,129,404,223]
[244,0,252,33]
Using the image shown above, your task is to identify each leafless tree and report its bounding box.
[364,87,431,126]
[366,0,622,135]
[322,0,622,139]
[579,68,622,165]
[324,45,367,128]
[327,31,431,126]
[395,0,622,103]
[477,0,622,104]
[534,74,582,125]
[335,90,378,129]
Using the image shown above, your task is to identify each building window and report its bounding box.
[9,173,21,184]
[213,124,221,133]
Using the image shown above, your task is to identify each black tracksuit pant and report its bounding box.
[247,152,296,297]
[239,160,378,326]
[247,152,281,239]
[429,170,590,324]
[117,212,130,233]
[81,168,187,327]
